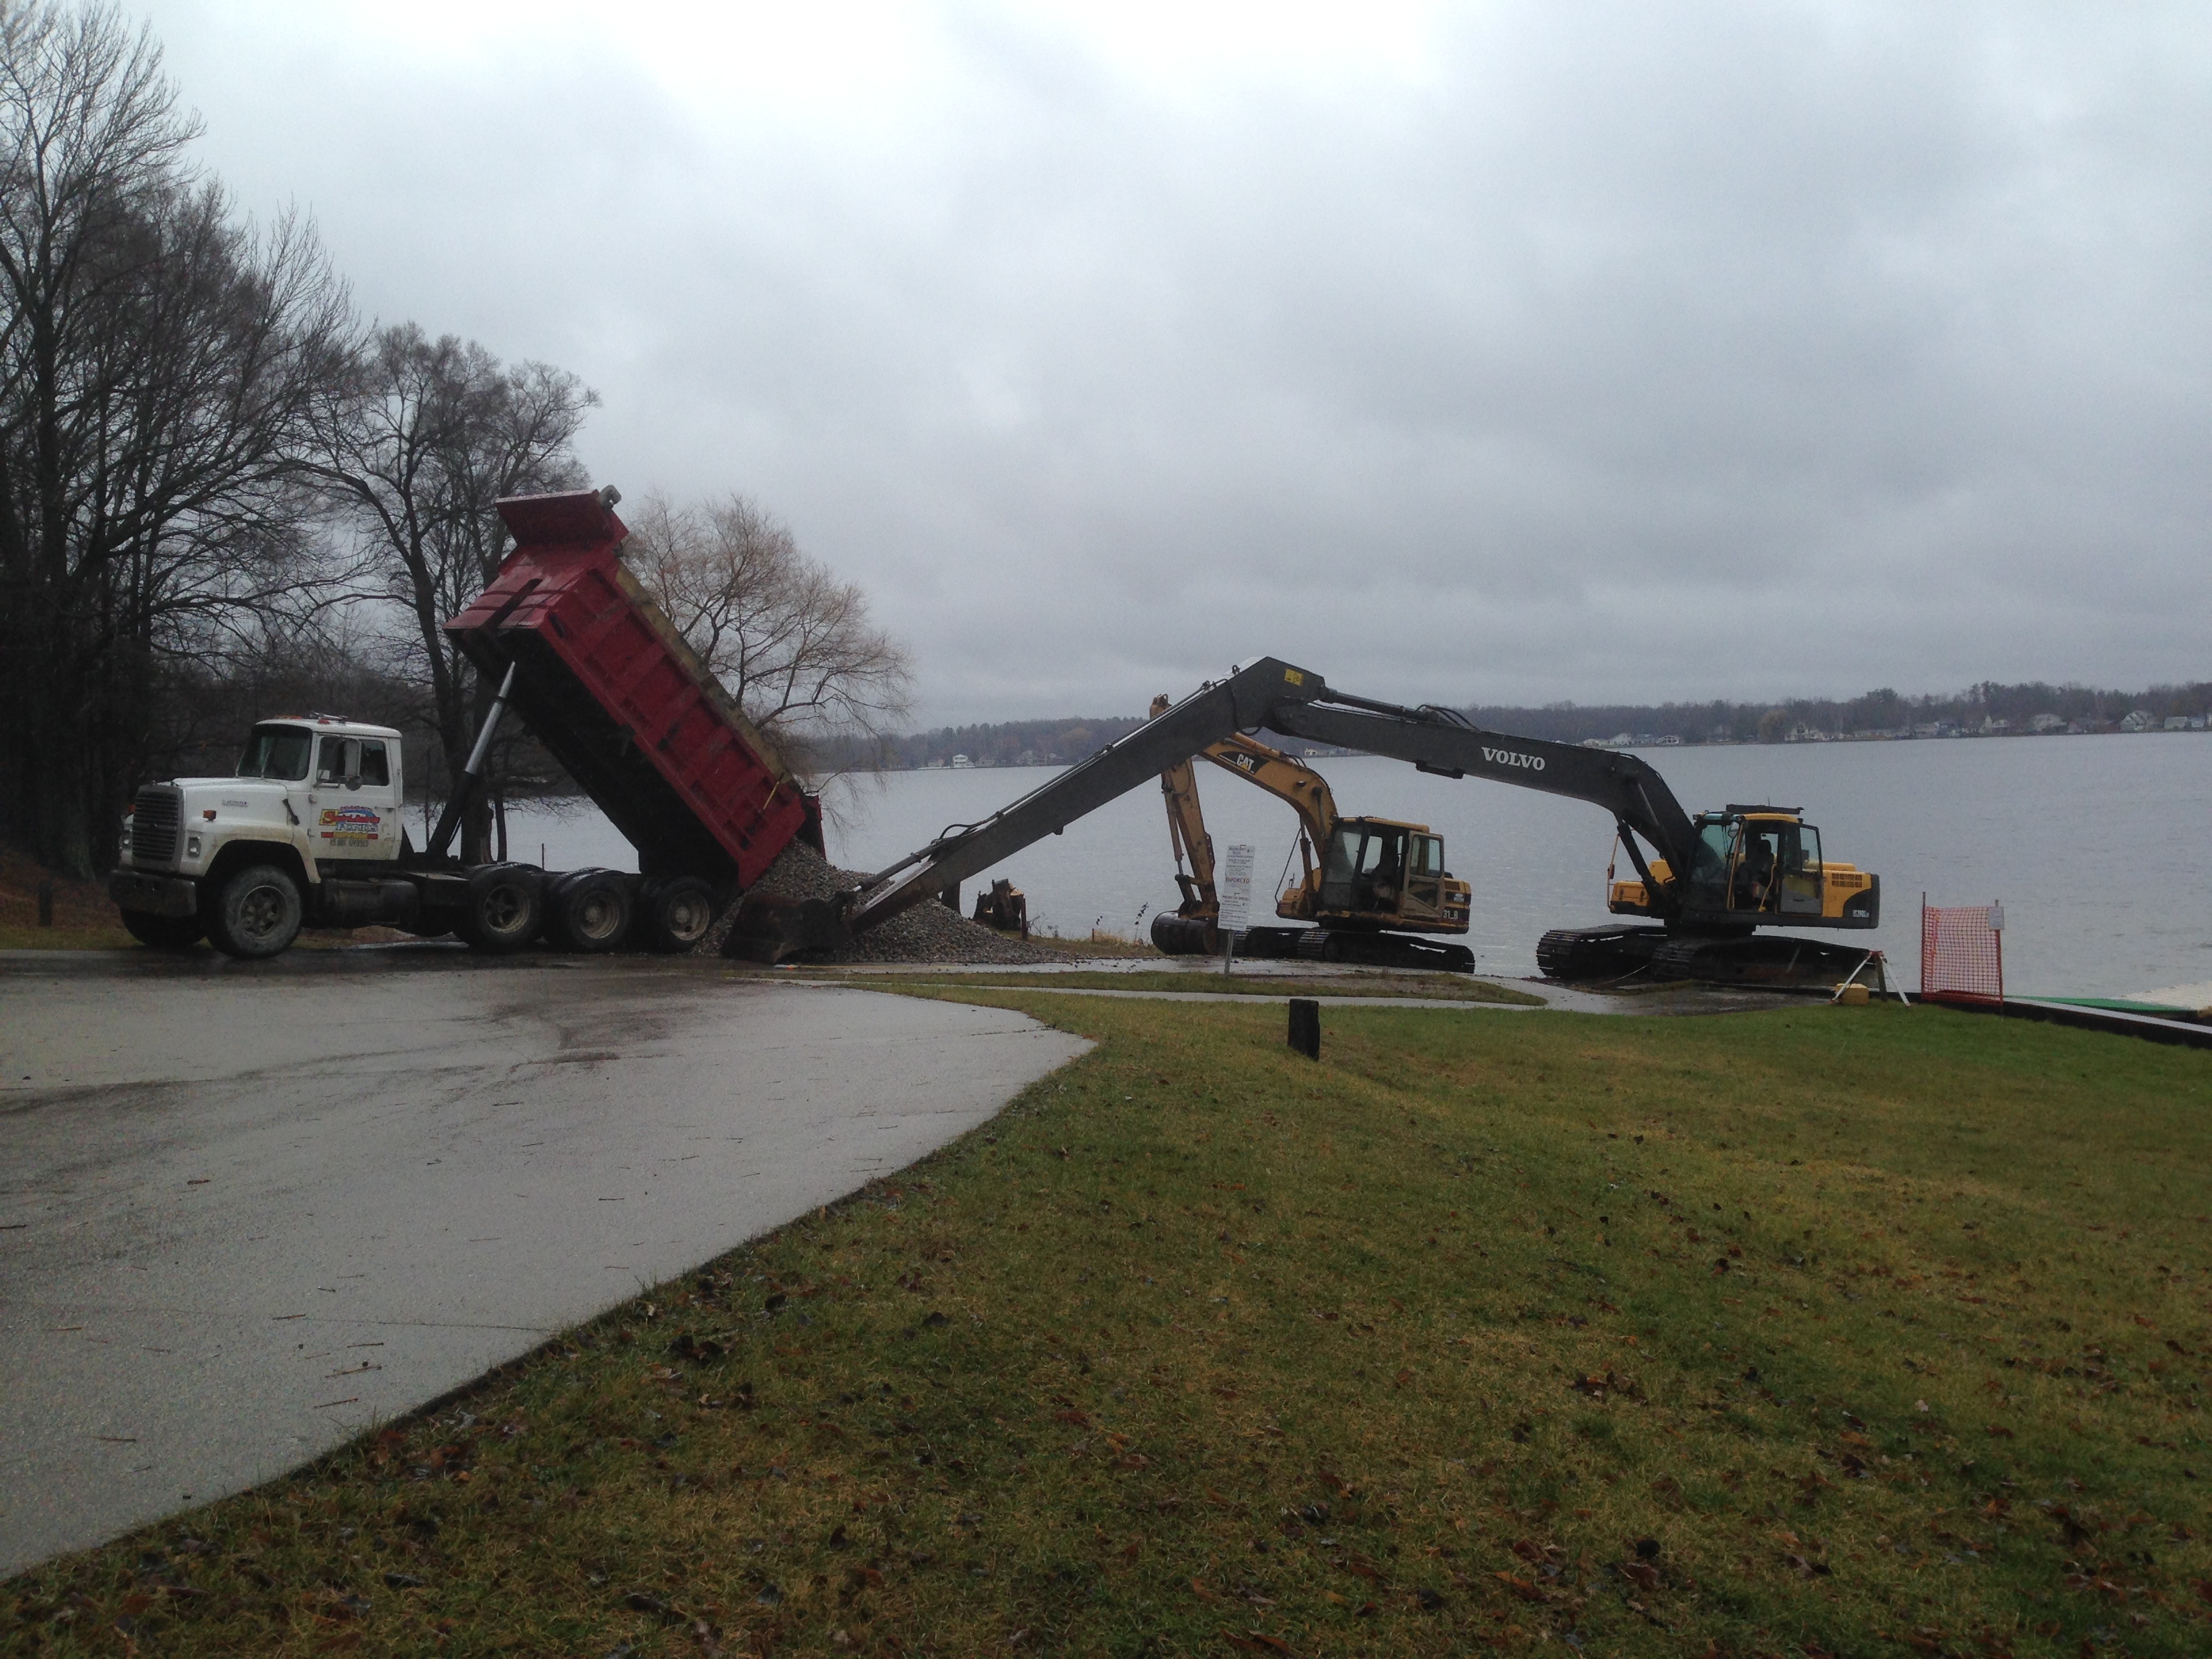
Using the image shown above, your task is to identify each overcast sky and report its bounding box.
[138,0,2212,724]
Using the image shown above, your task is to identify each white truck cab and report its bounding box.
[110,716,415,956]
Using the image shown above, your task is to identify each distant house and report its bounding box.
[2163,716,2205,732]
[2121,710,2156,733]
[2030,713,2066,733]
[951,753,972,768]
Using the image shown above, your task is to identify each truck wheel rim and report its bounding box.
[239,885,289,939]
[666,893,710,941]
[577,893,621,939]
[483,888,527,931]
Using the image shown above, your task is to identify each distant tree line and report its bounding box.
[0,2,906,877]
[816,715,1153,774]
[1464,679,2212,746]
[817,675,2212,775]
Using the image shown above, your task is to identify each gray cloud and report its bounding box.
[143,0,2212,720]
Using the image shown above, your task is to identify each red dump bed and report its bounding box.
[445,491,819,887]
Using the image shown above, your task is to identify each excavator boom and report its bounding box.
[730,658,1328,960]
[1153,695,1218,921]
[1197,735,1341,851]
[1266,698,1700,906]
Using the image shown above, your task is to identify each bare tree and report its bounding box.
[628,491,914,778]
[0,1,354,874]
[310,324,593,859]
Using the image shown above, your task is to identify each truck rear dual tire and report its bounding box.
[639,876,715,954]
[546,868,634,953]
[459,863,544,954]
[206,864,304,960]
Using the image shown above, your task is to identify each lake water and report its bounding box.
[498,733,2212,1000]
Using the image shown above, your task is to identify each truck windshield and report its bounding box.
[237,726,312,781]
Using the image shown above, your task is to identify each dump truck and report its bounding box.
[735,656,1878,985]
[108,488,823,959]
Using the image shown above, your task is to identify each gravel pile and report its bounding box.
[696,841,1059,965]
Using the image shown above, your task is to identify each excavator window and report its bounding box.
[1404,834,1446,912]
[1732,830,1779,910]
[1321,824,1410,914]
[1776,824,1824,916]
[1688,820,1735,907]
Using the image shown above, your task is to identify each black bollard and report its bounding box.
[1288,997,1321,1061]
[36,878,54,928]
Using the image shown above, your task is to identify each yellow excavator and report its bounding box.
[1147,696,1475,970]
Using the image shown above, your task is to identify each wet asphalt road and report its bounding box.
[0,947,1088,1577]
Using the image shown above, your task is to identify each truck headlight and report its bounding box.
[186,835,201,858]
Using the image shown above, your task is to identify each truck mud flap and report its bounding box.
[724,893,852,964]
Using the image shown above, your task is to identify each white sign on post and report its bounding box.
[1217,843,1256,936]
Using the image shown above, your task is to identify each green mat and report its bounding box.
[2034,995,2200,1017]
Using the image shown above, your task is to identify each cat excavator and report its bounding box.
[1147,696,1475,969]
[733,656,1881,986]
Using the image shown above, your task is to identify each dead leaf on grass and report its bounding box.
[1220,1631,1306,1658]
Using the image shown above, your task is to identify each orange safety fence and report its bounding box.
[1921,895,2004,1004]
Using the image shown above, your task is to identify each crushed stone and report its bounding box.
[696,841,1059,965]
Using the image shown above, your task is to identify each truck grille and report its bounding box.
[131,785,182,868]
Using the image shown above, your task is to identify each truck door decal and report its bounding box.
[319,804,383,844]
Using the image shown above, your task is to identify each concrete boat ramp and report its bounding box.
[0,949,1086,1577]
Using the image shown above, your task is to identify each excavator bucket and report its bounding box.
[723,893,852,964]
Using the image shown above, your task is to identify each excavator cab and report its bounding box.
[1317,819,1460,928]
[1683,810,1825,918]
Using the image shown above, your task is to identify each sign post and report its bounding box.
[1218,843,1255,979]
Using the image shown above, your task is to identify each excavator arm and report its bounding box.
[730,657,1330,960]
[1151,721,1347,954]
[1197,734,1340,851]
[1265,696,1701,916]
[1151,695,1218,918]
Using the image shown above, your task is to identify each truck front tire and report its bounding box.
[459,863,542,953]
[206,864,304,959]
[640,876,715,954]
[121,908,206,950]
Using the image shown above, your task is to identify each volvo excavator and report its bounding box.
[1147,696,1475,968]
[732,657,1879,985]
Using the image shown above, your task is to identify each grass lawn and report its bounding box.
[9,995,2211,1658]
[798,970,1543,1005]
[0,851,135,949]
